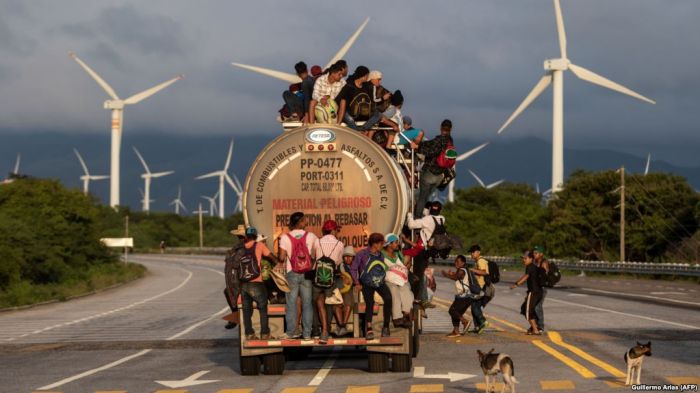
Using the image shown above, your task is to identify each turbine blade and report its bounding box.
[536,182,541,194]
[69,52,120,100]
[487,180,504,189]
[231,63,301,84]
[324,17,370,70]
[89,175,109,180]
[195,171,221,180]
[132,147,150,173]
[151,170,174,178]
[13,153,21,174]
[498,75,552,134]
[178,201,187,212]
[177,186,182,199]
[568,64,656,104]
[73,148,90,176]
[225,174,239,193]
[233,174,243,194]
[224,140,234,171]
[123,75,183,105]
[644,153,651,176]
[138,188,145,198]
[553,0,567,58]
[468,169,486,188]
[456,142,489,161]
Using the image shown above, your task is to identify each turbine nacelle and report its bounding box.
[544,58,570,71]
[104,100,124,110]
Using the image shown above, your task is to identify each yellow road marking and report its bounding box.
[281,388,318,393]
[154,390,188,393]
[667,376,700,385]
[475,382,504,391]
[540,379,576,390]
[603,378,627,388]
[410,383,444,392]
[218,389,255,393]
[431,297,505,331]
[547,331,626,378]
[531,340,596,378]
[484,313,526,332]
[346,385,380,393]
[95,391,127,393]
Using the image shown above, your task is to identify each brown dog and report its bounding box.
[477,349,518,393]
[624,341,652,385]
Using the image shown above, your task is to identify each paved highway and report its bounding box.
[0,254,698,393]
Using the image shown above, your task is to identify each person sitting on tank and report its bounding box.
[280,61,316,123]
[365,70,392,113]
[351,233,393,339]
[382,233,414,329]
[336,66,385,133]
[380,90,405,149]
[309,62,346,124]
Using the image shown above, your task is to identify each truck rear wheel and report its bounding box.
[263,352,285,375]
[240,355,261,375]
[391,353,412,372]
[367,352,389,373]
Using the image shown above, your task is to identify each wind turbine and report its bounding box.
[195,140,238,219]
[69,52,182,208]
[133,147,174,213]
[201,190,219,217]
[496,0,655,194]
[644,153,651,176]
[138,188,155,209]
[448,142,489,203]
[468,170,504,190]
[169,186,187,215]
[74,148,109,195]
[231,17,370,84]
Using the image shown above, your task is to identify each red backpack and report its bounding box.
[286,232,313,273]
[436,145,457,169]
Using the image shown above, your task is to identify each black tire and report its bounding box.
[240,355,261,375]
[263,352,285,375]
[367,352,389,373]
[391,353,412,372]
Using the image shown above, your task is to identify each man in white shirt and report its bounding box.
[277,212,320,340]
[308,62,346,124]
[314,220,345,343]
[405,201,446,308]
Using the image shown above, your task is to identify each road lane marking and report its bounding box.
[282,388,317,393]
[410,384,444,392]
[346,386,380,393]
[475,382,504,391]
[579,288,700,306]
[35,306,229,390]
[154,390,188,393]
[547,331,626,378]
[431,297,506,332]
[540,380,576,390]
[666,376,700,385]
[5,266,194,342]
[95,391,127,393]
[531,340,596,378]
[217,389,254,393]
[308,348,339,386]
[483,313,526,332]
[546,297,700,330]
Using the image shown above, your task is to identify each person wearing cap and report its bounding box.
[310,65,323,79]
[313,219,345,343]
[223,225,246,329]
[240,227,281,340]
[352,233,393,339]
[281,61,316,122]
[468,244,491,334]
[414,119,455,217]
[334,245,356,336]
[382,233,414,328]
[277,212,320,340]
[406,201,447,308]
[533,246,549,332]
[395,116,424,149]
[365,70,391,113]
[510,250,543,335]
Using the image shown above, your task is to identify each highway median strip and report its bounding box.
[547,331,626,378]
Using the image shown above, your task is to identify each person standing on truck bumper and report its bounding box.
[352,233,393,339]
[277,212,320,340]
[223,225,246,330]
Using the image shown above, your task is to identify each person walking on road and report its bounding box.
[406,201,446,309]
[352,233,393,339]
[442,255,474,337]
[510,250,543,335]
[468,244,490,334]
[533,245,549,332]
[277,212,320,340]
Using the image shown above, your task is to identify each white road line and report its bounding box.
[36,306,229,390]
[308,348,339,386]
[579,288,700,306]
[547,297,700,330]
[5,267,194,342]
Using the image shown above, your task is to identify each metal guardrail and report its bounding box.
[433,256,700,277]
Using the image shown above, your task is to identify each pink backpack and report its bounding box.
[287,232,313,273]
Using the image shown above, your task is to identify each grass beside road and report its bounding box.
[0,263,146,309]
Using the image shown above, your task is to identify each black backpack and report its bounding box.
[544,261,561,288]
[314,241,340,289]
[486,259,500,284]
[428,217,452,258]
[236,244,260,282]
[348,91,372,119]
[536,265,549,288]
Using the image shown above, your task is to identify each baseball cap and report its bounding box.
[402,115,412,126]
[533,245,545,253]
[368,70,382,80]
[384,233,399,247]
[245,227,258,237]
[468,244,481,253]
[322,219,339,232]
[343,246,356,257]
[311,65,323,77]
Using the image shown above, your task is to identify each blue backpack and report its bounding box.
[360,253,386,289]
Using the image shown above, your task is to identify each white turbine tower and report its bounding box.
[448,142,489,203]
[644,153,651,176]
[195,140,238,219]
[468,170,504,190]
[133,147,174,213]
[139,188,155,208]
[169,186,187,215]
[231,17,370,83]
[74,148,108,195]
[201,190,219,217]
[496,0,655,194]
[69,52,182,208]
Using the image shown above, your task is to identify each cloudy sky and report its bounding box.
[1,0,699,165]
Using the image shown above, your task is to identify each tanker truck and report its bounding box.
[237,123,421,375]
